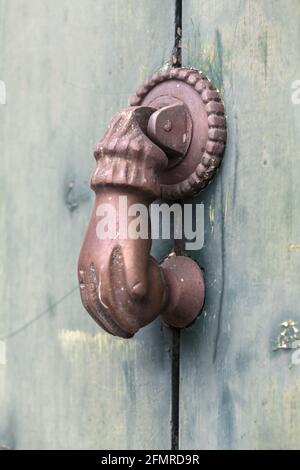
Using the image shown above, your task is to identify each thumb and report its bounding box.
[121,238,150,299]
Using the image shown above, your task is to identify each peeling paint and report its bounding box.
[273,321,300,368]
[288,243,300,252]
[274,320,299,350]
[58,329,136,354]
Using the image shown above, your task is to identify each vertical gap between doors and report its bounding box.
[171,0,182,451]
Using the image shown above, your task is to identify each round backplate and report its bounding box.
[130,68,226,200]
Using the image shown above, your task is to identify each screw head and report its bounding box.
[163,120,172,132]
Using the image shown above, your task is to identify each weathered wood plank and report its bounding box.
[181,0,300,449]
[0,0,175,449]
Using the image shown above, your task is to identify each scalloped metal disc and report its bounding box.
[130,67,226,200]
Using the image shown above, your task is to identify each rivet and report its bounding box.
[164,120,172,132]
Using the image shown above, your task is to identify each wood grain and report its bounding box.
[0,0,175,449]
[181,0,300,449]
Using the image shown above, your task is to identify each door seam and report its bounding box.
[171,0,182,450]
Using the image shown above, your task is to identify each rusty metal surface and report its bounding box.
[78,69,226,338]
[160,255,205,329]
[130,68,227,200]
[147,103,191,166]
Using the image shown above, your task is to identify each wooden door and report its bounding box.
[1,0,300,450]
[0,0,175,450]
[181,0,300,450]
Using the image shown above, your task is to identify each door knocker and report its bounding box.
[78,68,226,338]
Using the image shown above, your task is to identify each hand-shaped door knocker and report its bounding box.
[78,68,226,338]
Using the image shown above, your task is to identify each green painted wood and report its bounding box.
[180,0,300,450]
[0,0,175,450]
